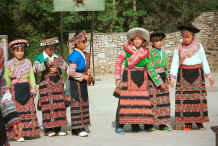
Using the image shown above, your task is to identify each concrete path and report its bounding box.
[11,74,218,146]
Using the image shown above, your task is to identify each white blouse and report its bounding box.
[170,43,211,79]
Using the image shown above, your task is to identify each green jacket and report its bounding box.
[34,52,60,63]
[124,48,163,87]
[148,47,169,85]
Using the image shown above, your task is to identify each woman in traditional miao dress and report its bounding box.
[148,31,172,131]
[170,24,215,130]
[5,39,40,141]
[114,28,167,134]
[66,30,94,137]
[34,37,68,137]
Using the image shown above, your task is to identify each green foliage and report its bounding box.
[0,0,217,62]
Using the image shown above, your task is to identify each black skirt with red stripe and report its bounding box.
[175,65,209,128]
[69,78,90,130]
[7,83,40,139]
[148,72,171,127]
[39,76,67,129]
[116,68,155,125]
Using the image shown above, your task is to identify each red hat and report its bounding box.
[8,39,29,50]
[71,30,87,47]
[40,37,59,47]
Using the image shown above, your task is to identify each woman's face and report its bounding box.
[132,36,144,48]
[76,40,86,51]
[13,47,24,60]
[152,40,163,49]
[182,30,194,46]
[45,45,55,57]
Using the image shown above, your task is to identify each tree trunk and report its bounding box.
[133,0,136,11]
[113,0,116,10]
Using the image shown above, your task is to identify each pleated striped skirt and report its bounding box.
[69,78,90,130]
[117,68,155,124]
[148,71,171,127]
[39,78,67,129]
[7,83,40,138]
[175,64,209,128]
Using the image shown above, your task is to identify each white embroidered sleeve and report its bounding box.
[200,44,212,78]
[33,61,46,73]
[67,63,85,82]
[170,48,180,79]
[59,59,68,73]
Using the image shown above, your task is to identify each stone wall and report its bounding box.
[193,12,218,72]
[69,12,218,74]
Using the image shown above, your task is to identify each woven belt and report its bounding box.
[180,64,201,69]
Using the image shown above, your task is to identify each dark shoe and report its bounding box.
[71,129,81,135]
[45,128,56,137]
[159,125,172,131]
[184,123,192,130]
[132,124,140,132]
[196,123,204,130]
[144,124,156,132]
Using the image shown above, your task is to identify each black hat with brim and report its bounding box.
[177,24,200,33]
[150,31,166,42]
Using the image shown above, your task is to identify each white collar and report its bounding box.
[43,51,58,61]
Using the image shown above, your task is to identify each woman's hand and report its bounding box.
[84,75,89,81]
[209,77,215,86]
[115,86,120,95]
[160,83,168,91]
[85,72,95,85]
[116,79,121,87]
[49,67,58,73]
[65,96,72,103]
[47,61,53,67]
[169,79,175,88]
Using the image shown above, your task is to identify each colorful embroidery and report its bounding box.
[178,41,200,65]
[148,47,170,126]
[7,58,31,79]
[175,65,209,129]
[5,58,40,138]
